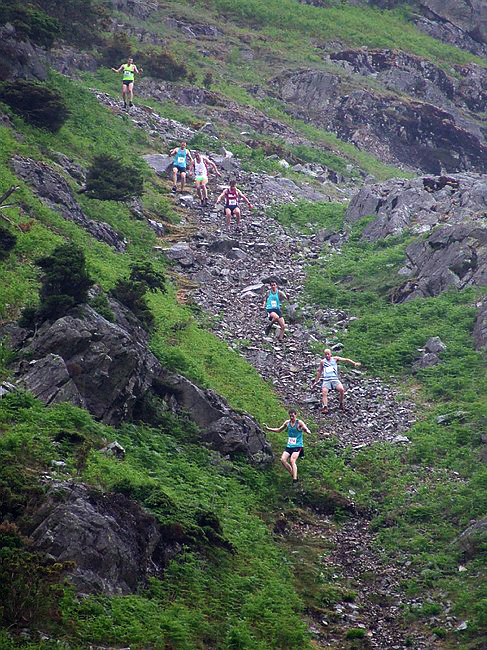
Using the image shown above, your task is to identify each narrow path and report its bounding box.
[159,178,435,649]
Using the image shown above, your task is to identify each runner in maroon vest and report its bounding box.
[215,180,253,232]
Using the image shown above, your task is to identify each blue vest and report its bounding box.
[266,290,280,311]
[174,149,187,168]
[287,420,303,448]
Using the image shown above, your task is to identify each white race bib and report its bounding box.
[325,366,335,375]
[271,299,277,307]
[288,437,297,445]
[177,156,185,164]
[228,198,237,206]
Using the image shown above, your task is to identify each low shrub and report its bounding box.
[0,224,16,260]
[100,31,133,68]
[136,48,188,82]
[32,0,110,48]
[85,154,144,201]
[111,261,166,329]
[0,80,69,132]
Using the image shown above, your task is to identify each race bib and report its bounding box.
[288,437,297,446]
[177,156,185,164]
[271,299,277,307]
[228,198,237,206]
[325,366,335,375]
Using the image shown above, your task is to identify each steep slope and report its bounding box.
[0,1,486,649]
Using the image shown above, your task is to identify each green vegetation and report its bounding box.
[272,200,345,234]
[85,153,144,201]
[0,81,69,133]
[0,0,60,48]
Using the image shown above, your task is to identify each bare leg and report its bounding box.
[290,452,300,480]
[172,167,178,190]
[225,208,231,231]
[235,207,241,228]
[277,316,286,340]
[337,381,345,409]
[281,452,293,476]
[202,181,208,200]
[321,385,329,409]
[122,84,127,105]
[128,82,134,104]
[180,171,186,192]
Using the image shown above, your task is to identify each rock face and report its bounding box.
[11,299,272,463]
[15,303,159,425]
[160,375,273,464]
[11,156,126,251]
[109,0,158,20]
[345,173,487,240]
[27,482,177,594]
[270,69,487,174]
[0,24,48,81]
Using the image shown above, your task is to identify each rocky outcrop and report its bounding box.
[0,24,48,82]
[109,0,158,20]
[395,223,487,301]
[160,374,273,464]
[11,299,272,463]
[15,302,159,425]
[345,173,487,240]
[138,79,225,108]
[328,49,487,116]
[163,17,222,39]
[270,69,487,173]
[11,156,126,251]
[42,44,98,78]
[27,482,179,594]
[412,336,446,371]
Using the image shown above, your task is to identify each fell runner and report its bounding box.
[111,57,140,109]
[169,142,193,193]
[215,179,253,232]
[261,280,287,341]
[311,348,361,413]
[264,409,310,485]
[191,152,220,206]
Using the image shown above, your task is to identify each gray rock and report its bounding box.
[109,0,158,20]
[413,352,441,370]
[456,515,487,559]
[424,336,447,354]
[198,122,218,138]
[164,243,194,267]
[28,482,177,594]
[436,411,468,425]
[100,441,125,459]
[159,374,273,464]
[208,239,240,254]
[142,154,174,175]
[0,24,47,81]
[11,156,126,251]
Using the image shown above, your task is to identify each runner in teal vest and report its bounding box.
[311,347,361,414]
[169,141,193,193]
[264,409,310,485]
[261,280,287,342]
[111,57,140,109]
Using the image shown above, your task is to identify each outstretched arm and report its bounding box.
[215,189,226,205]
[334,356,361,367]
[206,158,221,176]
[311,361,324,386]
[237,189,252,208]
[298,420,311,434]
[111,65,124,72]
[133,65,141,74]
[169,147,178,155]
[278,289,288,302]
[261,290,268,309]
[263,420,288,433]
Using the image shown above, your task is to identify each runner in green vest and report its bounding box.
[111,57,140,109]
[261,280,287,341]
[264,409,310,485]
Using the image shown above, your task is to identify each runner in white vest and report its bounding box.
[311,348,361,413]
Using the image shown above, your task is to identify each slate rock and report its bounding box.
[27,481,177,594]
[456,515,487,560]
[473,297,487,354]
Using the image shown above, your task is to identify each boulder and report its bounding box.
[27,482,178,594]
[0,24,47,81]
[15,302,160,425]
[424,336,447,354]
[109,0,158,20]
[456,515,487,560]
[159,374,273,464]
[164,242,195,267]
[11,156,126,251]
[142,154,174,175]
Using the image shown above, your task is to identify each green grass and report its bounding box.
[271,200,346,234]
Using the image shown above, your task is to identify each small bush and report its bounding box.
[0,0,60,48]
[89,292,115,322]
[20,243,93,325]
[32,0,110,47]
[100,31,133,67]
[0,80,69,132]
[0,224,16,260]
[345,628,366,639]
[111,262,166,329]
[85,154,144,201]
[136,48,187,81]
